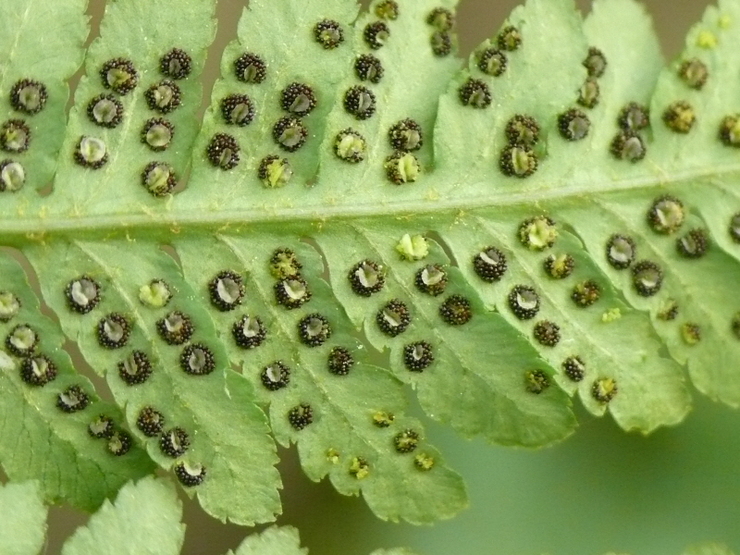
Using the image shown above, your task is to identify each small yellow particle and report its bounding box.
[326,448,340,464]
[349,457,370,480]
[696,30,717,48]
[395,233,429,260]
[719,14,732,29]
[601,308,622,323]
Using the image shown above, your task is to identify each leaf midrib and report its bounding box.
[4,162,740,237]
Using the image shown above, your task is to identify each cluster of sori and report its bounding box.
[74,48,192,198]
[0,284,142,458]
[470,214,618,403]
[1,78,48,192]
[59,273,209,486]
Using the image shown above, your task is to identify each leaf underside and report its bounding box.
[1,0,739,527]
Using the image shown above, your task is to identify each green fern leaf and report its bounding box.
[2,0,740,531]
[0,481,47,555]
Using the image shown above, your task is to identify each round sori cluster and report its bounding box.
[288,403,314,430]
[298,313,332,347]
[5,324,39,357]
[439,294,473,326]
[363,21,390,49]
[719,114,740,148]
[175,462,207,487]
[274,274,311,310]
[100,58,138,95]
[477,47,507,77]
[473,246,508,282]
[234,52,267,83]
[518,216,557,250]
[508,285,540,320]
[260,361,291,390]
[631,260,663,297]
[388,119,423,152]
[141,161,177,197]
[334,128,367,163]
[160,48,192,80]
[136,406,165,437]
[430,31,452,57]
[107,430,133,456]
[220,94,255,126]
[348,259,385,296]
[156,311,194,345]
[605,234,637,270]
[676,228,709,259]
[118,350,153,386]
[1,119,31,153]
[232,315,267,350]
[562,355,585,382]
[384,150,420,184]
[355,54,384,83]
[0,291,21,322]
[0,159,25,192]
[658,299,680,322]
[141,118,175,152]
[373,411,395,428]
[270,247,302,279]
[533,320,561,347]
[257,154,292,188]
[543,253,575,279]
[314,19,344,49]
[88,414,115,439]
[678,58,708,90]
[498,25,522,51]
[662,101,695,134]
[681,322,701,346]
[571,280,601,308]
[9,79,48,114]
[403,341,434,372]
[558,108,591,141]
[272,116,307,152]
[180,343,216,376]
[525,369,550,394]
[144,80,181,114]
[578,77,600,109]
[376,299,411,337]
[160,427,190,457]
[617,102,650,131]
[73,136,108,169]
[56,385,90,413]
[610,130,646,162]
[281,83,317,117]
[343,86,376,120]
[87,94,124,128]
[647,195,685,234]
[208,270,245,311]
[415,263,448,296]
[327,346,354,376]
[375,0,399,19]
[20,355,57,387]
[458,78,491,109]
[139,280,172,310]
[592,377,618,403]
[206,133,240,170]
[96,313,131,349]
[393,429,420,453]
[583,47,607,77]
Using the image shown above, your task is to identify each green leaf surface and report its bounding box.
[0,252,155,512]
[60,477,184,555]
[0,0,88,195]
[0,481,47,555]
[228,526,307,555]
[1,0,740,530]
